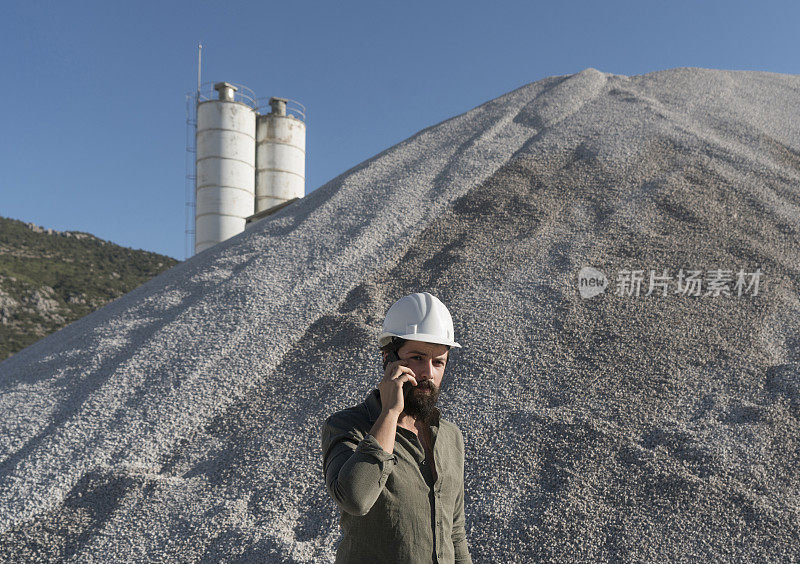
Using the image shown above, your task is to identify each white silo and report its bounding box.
[195,82,257,254]
[255,97,306,213]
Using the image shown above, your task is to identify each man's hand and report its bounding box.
[378,358,418,417]
[369,358,417,455]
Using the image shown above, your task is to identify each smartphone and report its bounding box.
[385,349,413,399]
[384,349,400,369]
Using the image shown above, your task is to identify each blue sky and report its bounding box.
[3,1,798,260]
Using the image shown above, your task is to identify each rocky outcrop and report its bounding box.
[0,217,177,360]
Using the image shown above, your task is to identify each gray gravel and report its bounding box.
[1,67,799,562]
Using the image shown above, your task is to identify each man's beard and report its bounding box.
[404,380,440,424]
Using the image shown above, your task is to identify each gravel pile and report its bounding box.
[1,67,799,562]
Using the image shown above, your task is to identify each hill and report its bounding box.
[0,68,799,562]
[0,217,177,360]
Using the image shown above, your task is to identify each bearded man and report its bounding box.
[321,292,472,564]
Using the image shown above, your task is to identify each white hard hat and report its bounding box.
[378,292,461,348]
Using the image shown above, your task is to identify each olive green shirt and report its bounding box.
[321,389,472,563]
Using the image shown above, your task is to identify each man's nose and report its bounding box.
[418,359,434,379]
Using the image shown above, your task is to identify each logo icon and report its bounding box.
[578,267,608,299]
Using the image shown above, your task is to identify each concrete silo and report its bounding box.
[194,82,257,254]
[255,98,306,213]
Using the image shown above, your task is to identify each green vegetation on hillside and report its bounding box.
[0,216,178,360]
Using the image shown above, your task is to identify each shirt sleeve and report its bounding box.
[321,413,397,516]
[452,429,472,563]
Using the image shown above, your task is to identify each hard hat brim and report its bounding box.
[378,331,461,349]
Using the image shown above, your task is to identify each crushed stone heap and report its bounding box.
[1,67,799,562]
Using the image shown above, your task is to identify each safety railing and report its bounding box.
[196,81,258,109]
[257,97,306,122]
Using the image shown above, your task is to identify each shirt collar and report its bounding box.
[364,388,441,427]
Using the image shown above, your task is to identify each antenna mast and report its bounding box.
[197,43,203,93]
